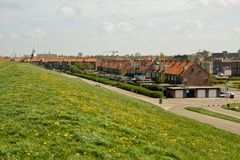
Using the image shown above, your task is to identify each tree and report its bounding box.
[69,62,94,73]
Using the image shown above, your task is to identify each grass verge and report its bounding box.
[1,61,240,159]
[222,104,240,112]
[185,107,240,123]
[67,72,163,98]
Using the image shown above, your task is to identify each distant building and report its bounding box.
[30,48,57,58]
[35,54,58,58]
[78,52,83,57]
[212,59,240,77]
[135,53,141,57]
[200,60,213,74]
[196,50,212,60]
[174,54,189,61]
[212,50,240,60]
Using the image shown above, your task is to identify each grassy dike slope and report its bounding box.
[0,62,240,160]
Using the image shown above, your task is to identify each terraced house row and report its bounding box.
[1,56,212,87]
[98,60,212,86]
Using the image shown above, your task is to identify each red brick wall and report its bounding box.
[182,64,211,86]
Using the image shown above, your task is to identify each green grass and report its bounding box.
[185,107,240,123]
[1,62,240,159]
[222,104,240,112]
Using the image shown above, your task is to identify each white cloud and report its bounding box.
[174,20,204,32]
[187,0,240,8]
[27,29,46,38]
[101,22,115,32]
[101,22,134,32]
[188,0,210,6]
[117,22,134,32]
[58,5,79,17]
[234,27,240,33]
[0,33,4,39]
[10,32,19,39]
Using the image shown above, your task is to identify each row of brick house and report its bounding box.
[0,57,13,61]
[99,60,212,86]
[22,57,98,70]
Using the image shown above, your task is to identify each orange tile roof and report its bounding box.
[162,62,194,75]
[28,57,97,63]
[42,58,63,62]
[0,57,12,61]
[102,61,130,70]
[30,58,42,62]
[84,58,97,62]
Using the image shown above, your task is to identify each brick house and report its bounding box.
[162,62,211,86]
[127,60,155,79]
[0,57,12,61]
[99,61,131,75]
[151,61,213,86]
[213,60,240,77]
[98,60,211,86]
[28,57,97,71]
[180,63,211,86]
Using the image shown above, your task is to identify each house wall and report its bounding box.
[231,62,240,76]
[166,88,220,98]
[182,64,211,86]
[165,74,182,84]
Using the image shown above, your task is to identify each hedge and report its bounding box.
[68,72,163,98]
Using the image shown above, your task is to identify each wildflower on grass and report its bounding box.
[159,132,168,137]
[172,138,177,142]
[64,132,69,137]
[43,141,48,145]
[54,121,60,125]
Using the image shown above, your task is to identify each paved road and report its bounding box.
[63,73,240,135]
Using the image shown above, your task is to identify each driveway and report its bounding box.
[63,73,240,135]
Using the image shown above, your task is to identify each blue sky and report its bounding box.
[0,0,240,56]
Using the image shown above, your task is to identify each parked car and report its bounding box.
[220,91,234,98]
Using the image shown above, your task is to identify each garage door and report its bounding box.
[209,89,217,98]
[175,90,184,98]
[197,90,206,98]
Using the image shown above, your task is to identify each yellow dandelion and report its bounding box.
[64,133,69,137]
[54,121,60,125]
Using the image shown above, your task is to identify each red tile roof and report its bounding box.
[162,62,194,75]
[28,58,97,63]
[30,58,42,62]
[127,61,194,75]
[102,61,130,70]
[0,57,12,61]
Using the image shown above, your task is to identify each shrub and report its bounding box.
[68,73,163,98]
